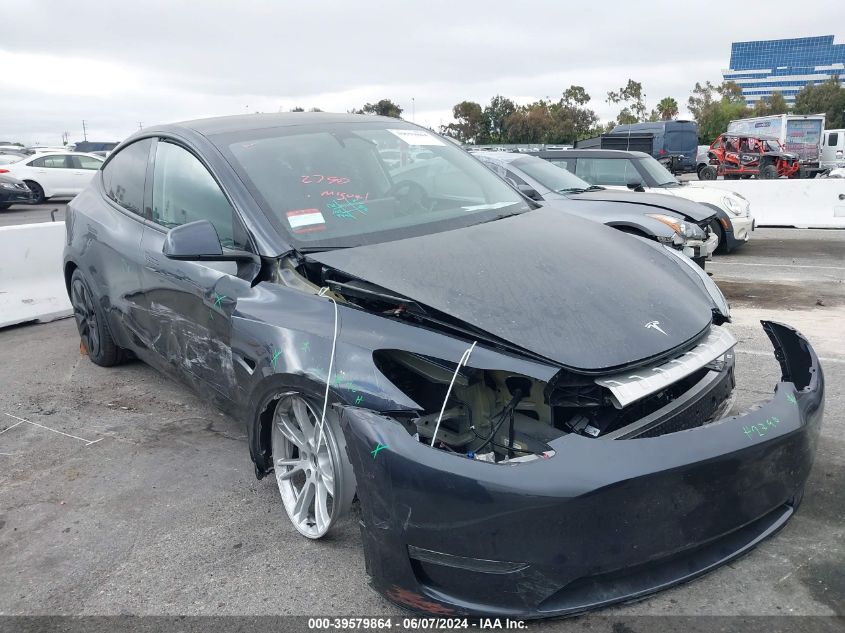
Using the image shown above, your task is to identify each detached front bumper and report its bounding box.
[683,232,719,261]
[339,322,824,618]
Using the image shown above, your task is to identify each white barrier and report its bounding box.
[0,222,72,329]
[688,179,845,228]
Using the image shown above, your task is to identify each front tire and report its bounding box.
[271,393,356,539]
[759,164,778,179]
[70,269,126,366]
[24,181,45,204]
[710,219,727,254]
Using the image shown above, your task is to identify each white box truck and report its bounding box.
[727,114,825,177]
[821,129,845,172]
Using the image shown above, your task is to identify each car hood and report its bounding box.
[569,189,716,223]
[309,207,714,372]
[665,183,746,209]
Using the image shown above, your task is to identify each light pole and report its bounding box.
[412,97,415,122]
[82,120,88,142]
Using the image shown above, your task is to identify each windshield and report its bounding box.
[637,155,680,187]
[511,156,593,192]
[217,122,530,249]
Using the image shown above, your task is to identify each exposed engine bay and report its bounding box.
[278,255,738,464]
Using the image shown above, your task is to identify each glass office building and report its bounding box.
[722,35,845,105]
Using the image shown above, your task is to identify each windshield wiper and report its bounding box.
[297,245,352,254]
[558,185,605,194]
[556,187,587,194]
[476,210,526,224]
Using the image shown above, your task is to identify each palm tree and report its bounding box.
[656,97,679,121]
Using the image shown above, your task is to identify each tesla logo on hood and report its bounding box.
[645,320,669,336]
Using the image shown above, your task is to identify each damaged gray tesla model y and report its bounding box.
[63,113,824,618]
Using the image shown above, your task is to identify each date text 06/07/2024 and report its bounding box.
[306,617,528,629]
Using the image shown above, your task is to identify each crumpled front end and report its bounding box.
[339,322,824,618]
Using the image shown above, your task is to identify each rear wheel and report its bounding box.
[24,181,45,204]
[759,164,778,179]
[70,269,126,366]
[700,166,718,180]
[271,393,356,539]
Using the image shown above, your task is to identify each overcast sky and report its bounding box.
[2,1,843,145]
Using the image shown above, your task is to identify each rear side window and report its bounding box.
[574,158,639,186]
[828,132,839,146]
[72,155,103,170]
[30,155,70,168]
[102,139,152,215]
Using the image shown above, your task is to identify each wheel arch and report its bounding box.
[22,179,47,198]
[247,371,350,478]
[63,260,78,297]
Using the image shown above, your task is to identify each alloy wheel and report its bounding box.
[271,393,352,538]
[70,277,100,357]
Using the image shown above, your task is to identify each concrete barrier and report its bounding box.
[688,179,845,228]
[0,222,72,329]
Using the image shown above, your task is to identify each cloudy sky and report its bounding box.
[2,1,843,145]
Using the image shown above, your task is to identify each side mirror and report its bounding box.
[626,180,645,192]
[517,184,542,201]
[162,220,253,262]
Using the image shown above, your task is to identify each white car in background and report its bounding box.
[0,152,103,203]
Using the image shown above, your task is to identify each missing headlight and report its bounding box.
[373,349,562,463]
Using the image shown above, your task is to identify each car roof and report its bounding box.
[27,151,103,158]
[547,149,652,159]
[472,150,529,163]
[161,112,401,137]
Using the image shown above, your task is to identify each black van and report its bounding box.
[609,121,699,173]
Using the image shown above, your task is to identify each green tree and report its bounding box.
[291,106,305,112]
[441,101,485,143]
[607,79,647,124]
[482,95,516,143]
[504,101,555,144]
[687,81,749,143]
[687,81,716,120]
[751,91,789,117]
[555,86,598,141]
[716,81,745,101]
[356,99,403,118]
[794,76,845,128]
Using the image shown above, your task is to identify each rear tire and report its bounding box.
[24,181,45,204]
[759,164,778,179]
[700,166,718,180]
[70,269,126,367]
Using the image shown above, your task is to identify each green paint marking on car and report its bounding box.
[787,393,797,405]
[370,443,387,459]
[271,349,282,370]
[214,293,227,308]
